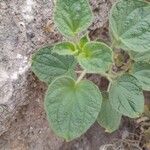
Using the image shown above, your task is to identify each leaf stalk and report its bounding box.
[76,70,86,84]
[107,82,111,92]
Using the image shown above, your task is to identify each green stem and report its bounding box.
[111,40,116,49]
[76,70,86,84]
[101,72,113,82]
[107,82,112,92]
[73,34,80,45]
[75,71,82,74]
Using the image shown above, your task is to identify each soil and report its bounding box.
[0,0,150,150]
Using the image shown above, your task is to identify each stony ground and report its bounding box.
[0,0,149,149]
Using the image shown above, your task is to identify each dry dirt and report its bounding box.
[0,0,150,150]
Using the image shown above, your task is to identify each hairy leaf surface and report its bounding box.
[109,74,144,118]
[131,62,150,91]
[31,46,76,84]
[110,0,150,52]
[79,34,90,48]
[130,51,150,63]
[78,42,112,73]
[53,42,77,55]
[97,92,122,133]
[44,77,102,141]
[54,0,93,37]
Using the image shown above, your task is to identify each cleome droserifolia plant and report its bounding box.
[31,0,150,141]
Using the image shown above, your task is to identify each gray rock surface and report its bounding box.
[0,0,59,135]
[0,0,125,149]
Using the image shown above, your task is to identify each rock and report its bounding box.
[0,0,63,149]
[0,0,58,134]
[0,0,122,149]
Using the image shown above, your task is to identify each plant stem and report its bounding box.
[75,71,82,74]
[72,34,80,45]
[101,72,113,82]
[111,40,116,49]
[76,70,86,84]
[107,82,111,92]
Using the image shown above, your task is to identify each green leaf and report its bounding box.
[78,42,113,73]
[53,42,77,55]
[97,92,122,133]
[131,62,150,91]
[79,34,90,48]
[44,77,102,141]
[31,46,77,84]
[109,74,144,118]
[110,0,150,52]
[130,51,150,63]
[54,0,93,37]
